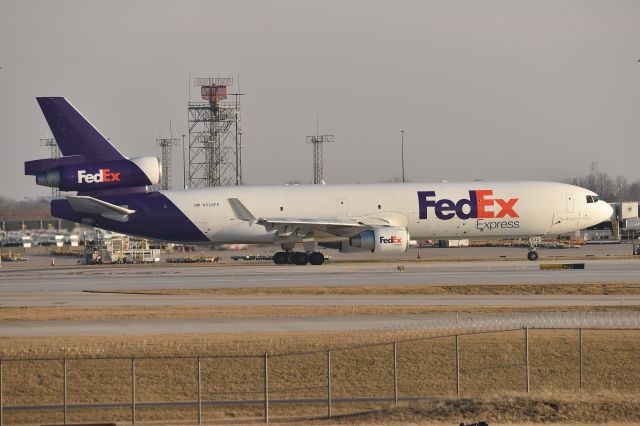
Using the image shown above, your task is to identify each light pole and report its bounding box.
[181,134,186,189]
[401,130,405,183]
[239,131,243,185]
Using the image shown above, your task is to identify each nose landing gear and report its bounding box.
[527,237,541,261]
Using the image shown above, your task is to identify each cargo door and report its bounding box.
[566,194,574,213]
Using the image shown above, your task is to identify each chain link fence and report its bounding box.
[2,314,640,424]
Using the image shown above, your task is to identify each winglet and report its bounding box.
[228,198,256,222]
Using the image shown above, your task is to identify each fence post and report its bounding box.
[264,353,269,423]
[579,328,583,389]
[327,350,332,418]
[393,341,398,405]
[197,357,202,425]
[131,357,136,425]
[455,335,460,397]
[524,328,530,393]
[63,358,67,425]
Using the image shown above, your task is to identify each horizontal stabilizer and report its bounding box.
[66,195,135,222]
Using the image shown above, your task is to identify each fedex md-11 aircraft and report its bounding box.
[26,98,613,265]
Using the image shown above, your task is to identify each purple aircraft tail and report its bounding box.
[26,97,161,194]
[36,97,124,161]
[24,97,202,242]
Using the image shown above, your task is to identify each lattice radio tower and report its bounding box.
[40,138,60,197]
[188,77,243,188]
[156,136,179,190]
[306,121,334,184]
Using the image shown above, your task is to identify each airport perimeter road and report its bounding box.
[0,293,638,308]
[0,315,450,335]
[2,311,639,336]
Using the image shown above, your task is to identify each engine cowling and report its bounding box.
[349,227,409,253]
[35,156,161,191]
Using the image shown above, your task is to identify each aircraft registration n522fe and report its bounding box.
[26,98,614,265]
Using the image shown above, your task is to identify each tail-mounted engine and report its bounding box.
[26,156,161,192]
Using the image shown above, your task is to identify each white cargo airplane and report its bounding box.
[27,98,614,265]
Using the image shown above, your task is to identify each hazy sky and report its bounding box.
[1,0,639,199]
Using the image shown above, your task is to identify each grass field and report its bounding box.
[0,304,638,322]
[3,266,640,424]
[2,328,640,424]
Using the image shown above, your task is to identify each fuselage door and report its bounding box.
[566,194,574,213]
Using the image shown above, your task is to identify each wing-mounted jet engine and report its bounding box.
[349,227,410,254]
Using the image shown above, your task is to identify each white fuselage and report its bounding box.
[161,181,613,244]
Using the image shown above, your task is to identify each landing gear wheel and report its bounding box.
[527,251,539,261]
[293,251,309,265]
[273,252,287,265]
[309,252,325,265]
[286,251,296,264]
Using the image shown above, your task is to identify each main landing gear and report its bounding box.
[273,251,325,265]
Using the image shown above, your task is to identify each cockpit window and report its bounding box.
[593,196,599,202]
[586,195,599,203]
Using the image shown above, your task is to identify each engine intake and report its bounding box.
[349,227,409,253]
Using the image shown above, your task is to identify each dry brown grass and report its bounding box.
[2,329,640,424]
[311,394,640,424]
[92,281,640,297]
[1,304,639,322]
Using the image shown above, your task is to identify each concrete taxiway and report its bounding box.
[0,260,639,307]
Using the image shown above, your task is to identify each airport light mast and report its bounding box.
[188,77,243,188]
[156,136,179,190]
[306,120,334,184]
[40,138,60,197]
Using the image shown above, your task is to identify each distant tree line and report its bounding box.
[565,173,640,202]
[0,196,51,221]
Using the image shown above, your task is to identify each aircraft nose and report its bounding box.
[601,202,615,222]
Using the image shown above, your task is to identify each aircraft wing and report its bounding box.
[256,217,367,238]
[228,198,392,238]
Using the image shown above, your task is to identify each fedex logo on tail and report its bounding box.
[77,169,121,184]
[418,190,519,220]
